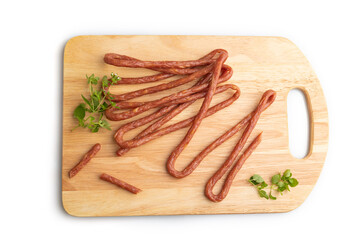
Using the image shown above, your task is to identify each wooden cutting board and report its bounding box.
[62,35,328,217]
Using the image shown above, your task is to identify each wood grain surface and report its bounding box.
[62,35,328,217]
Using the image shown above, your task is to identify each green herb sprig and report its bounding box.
[72,73,120,132]
[249,169,298,200]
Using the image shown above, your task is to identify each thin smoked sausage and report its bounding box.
[103,49,276,202]
[69,143,101,178]
[100,173,141,194]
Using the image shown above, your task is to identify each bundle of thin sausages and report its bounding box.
[69,49,276,202]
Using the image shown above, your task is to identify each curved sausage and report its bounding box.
[108,81,235,114]
[115,84,240,150]
[166,90,276,178]
[105,50,228,85]
[115,84,239,156]
[114,73,213,156]
[105,56,233,121]
[103,49,275,202]
[106,64,214,103]
[165,52,228,175]
[106,64,232,101]
[115,84,240,149]
[105,73,221,121]
[205,133,262,202]
[204,90,276,202]
[112,65,231,85]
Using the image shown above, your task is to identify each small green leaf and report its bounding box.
[277,181,286,192]
[87,74,99,85]
[283,169,291,179]
[288,178,299,187]
[98,120,104,127]
[99,102,109,112]
[91,95,100,110]
[271,174,281,184]
[277,181,285,188]
[81,94,93,110]
[249,174,264,185]
[73,104,85,120]
[269,193,277,200]
[92,77,99,85]
[91,125,100,132]
[252,174,264,183]
[260,182,268,189]
[249,179,257,186]
[88,116,95,123]
[259,190,269,199]
[102,75,109,86]
[92,90,101,101]
[276,181,285,189]
[78,118,85,127]
[101,119,111,130]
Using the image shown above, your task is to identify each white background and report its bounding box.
[1,0,359,239]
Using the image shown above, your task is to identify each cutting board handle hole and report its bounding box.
[287,88,311,159]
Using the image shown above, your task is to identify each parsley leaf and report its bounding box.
[285,183,290,191]
[259,182,268,189]
[288,178,299,187]
[81,95,92,111]
[282,169,292,180]
[102,76,109,88]
[269,192,277,200]
[74,103,85,121]
[73,73,121,132]
[249,174,264,185]
[276,181,287,193]
[86,74,99,85]
[249,169,298,200]
[259,190,269,199]
[277,181,285,188]
[271,174,281,184]
[99,119,111,130]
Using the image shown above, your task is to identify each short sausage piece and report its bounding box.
[69,143,101,178]
[100,173,142,194]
